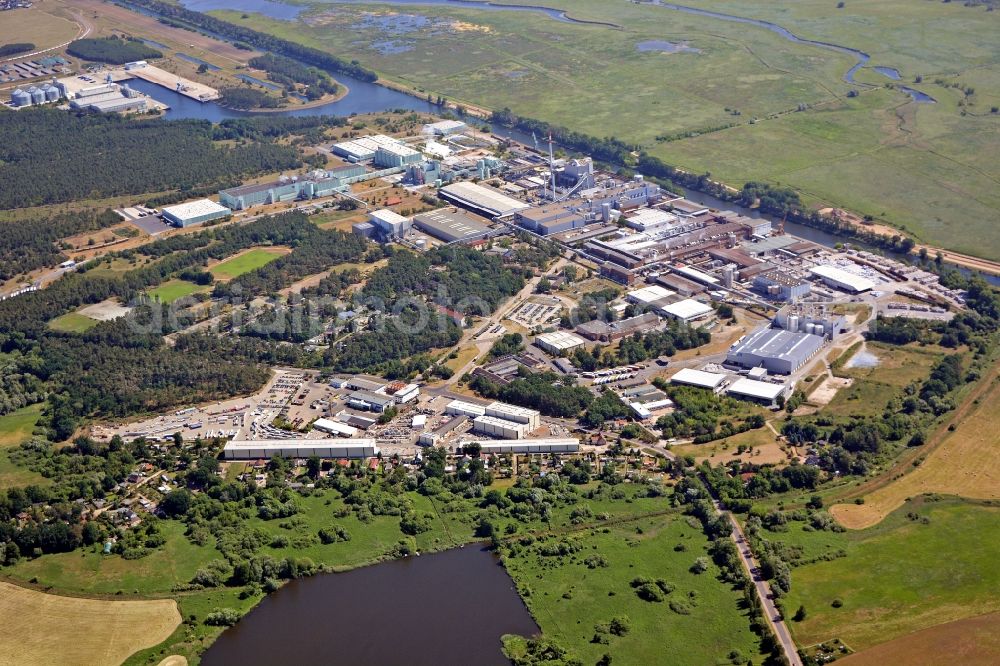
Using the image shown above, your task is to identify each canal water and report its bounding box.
[200,546,538,666]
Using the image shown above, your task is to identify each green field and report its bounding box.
[47,311,99,333]
[0,403,42,448]
[146,279,207,304]
[771,499,1000,651]
[502,512,763,665]
[218,0,1000,259]
[0,404,48,487]
[210,248,285,280]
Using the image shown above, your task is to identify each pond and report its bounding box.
[200,546,538,666]
[845,349,880,369]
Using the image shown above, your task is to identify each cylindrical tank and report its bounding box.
[44,86,60,102]
[11,89,31,106]
[787,314,799,332]
[30,87,45,104]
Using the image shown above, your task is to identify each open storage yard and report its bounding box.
[0,582,180,666]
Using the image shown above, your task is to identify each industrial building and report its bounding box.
[413,208,491,243]
[726,327,825,374]
[438,181,531,218]
[576,313,660,342]
[620,384,673,419]
[485,402,541,430]
[219,172,352,211]
[368,209,411,237]
[774,305,847,340]
[161,199,231,228]
[473,415,530,439]
[312,418,359,438]
[725,378,789,407]
[670,368,728,392]
[534,330,587,354]
[467,439,580,454]
[331,134,412,162]
[627,285,675,306]
[445,399,488,419]
[222,439,377,460]
[422,119,467,135]
[810,264,875,293]
[347,391,395,413]
[515,204,590,236]
[671,264,720,287]
[68,82,147,113]
[374,143,423,168]
[659,298,715,322]
[753,269,812,302]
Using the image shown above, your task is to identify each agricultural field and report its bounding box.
[0,581,180,666]
[220,0,1000,259]
[209,247,288,280]
[47,311,100,333]
[778,499,1000,654]
[0,5,80,51]
[831,357,1000,529]
[146,279,208,304]
[502,512,764,665]
[839,611,1000,666]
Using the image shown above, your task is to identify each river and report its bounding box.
[199,546,538,666]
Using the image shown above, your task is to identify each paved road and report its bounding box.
[723,507,804,666]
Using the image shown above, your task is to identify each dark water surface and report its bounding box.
[200,546,538,666]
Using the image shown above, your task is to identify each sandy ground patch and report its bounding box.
[809,375,852,406]
[156,656,188,666]
[78,299,133,321]
[0,582,180,666]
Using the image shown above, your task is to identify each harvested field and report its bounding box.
[838,611,1000,666]
[832,362,1000,529]
[808,375,852,407]
[0,581,180,666]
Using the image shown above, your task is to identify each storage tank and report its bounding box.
[10,89,31,107]
[28,87,45,105]
[44,85,60,102]
[786,314,799,332]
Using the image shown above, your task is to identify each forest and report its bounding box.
[325,307,462,373]
[219,87,283,110]
[0,209,120,280]
[470,370,594,419]
[65,37,162,64]
[0,43,34,58]
[362,246,524,315]
[0,110,299,209]
[248,54,339,99]
[126,0,378,82]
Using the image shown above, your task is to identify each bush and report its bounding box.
[204,608,241,626]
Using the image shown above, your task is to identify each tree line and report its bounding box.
[248,53,339,98]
